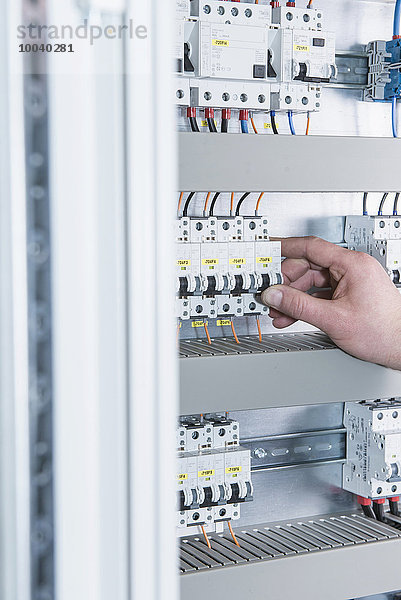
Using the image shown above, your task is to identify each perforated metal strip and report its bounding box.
[179,513,401,573]
[179,332,336,359]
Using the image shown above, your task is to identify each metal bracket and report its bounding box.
[330,50,369,90]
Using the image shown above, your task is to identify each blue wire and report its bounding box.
[240,120,249,134]
[392,97,398,138]
[288,111,296,135]
[394,0,401,37]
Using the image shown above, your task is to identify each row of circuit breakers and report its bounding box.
[176,400,401,537]
[175,213,401,322]
[176,216,282,320]
[175,0,336,114]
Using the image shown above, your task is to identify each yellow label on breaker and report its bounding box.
[202,258,219,265]
[177,259,190,266]
[256,257,272,264]
[201,120,208,127]
[264,123,273,129]
[294,44,310,52]
[212,39,229,47]
[198,469,215,477]
[226,466,242,474]
[192,321,207,328]
[177,473,188,481]
[229,258,246,265]
[217,319,231,327]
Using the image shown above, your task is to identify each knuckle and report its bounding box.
[287,293,306,320]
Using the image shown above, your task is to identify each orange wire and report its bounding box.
[306,114,310,136]
[176,322,181,346]
[307,0,313,7]
[204,321,212,345]
[178,191,184,212]
[230,192,235,215]
[204,192,212,214]
[201,525,212,549]
[250,117,258,134]
[255,192,264,214]
[257,317,262,343]
[228,521,241,548]
[231,320,240,345]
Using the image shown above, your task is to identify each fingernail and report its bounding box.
[262,288,283,308]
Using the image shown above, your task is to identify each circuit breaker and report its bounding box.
[176,216,282,320]
[343,400,401,500]
[177,415,253,536]
[175,0,335,114]
[345,215,401,283]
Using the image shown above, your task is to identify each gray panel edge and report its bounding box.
[178,133,401,192]
[180,537,401,600]
[180,349,401,413]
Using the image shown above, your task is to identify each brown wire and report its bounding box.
[255,192,264,215]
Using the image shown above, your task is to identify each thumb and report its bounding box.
[261,285,333,331]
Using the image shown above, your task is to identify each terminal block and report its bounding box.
[177,415,253,536]
[364,37,401,102]
[190,0,271,28]
[345,215,401,283]
[343,400,401,500]
[175,216,283,320]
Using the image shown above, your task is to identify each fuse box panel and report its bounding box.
[343,400,401,500]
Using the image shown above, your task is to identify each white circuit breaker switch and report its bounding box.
[190,217,212,242]
[345,215,401,282]
[192,0,271,27]
[201,242,229,275]
[343,400,401,500]
[269,28,335,84]
[175,21,186,75]
[190,21,270,81]
[255,241,282,276]
[176,242,200,277]
[272,6,324,31]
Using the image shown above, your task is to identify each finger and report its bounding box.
[261,284,338,332]
[271,314,297,328]
[276,236,351,273]
[289,270,331,292]
[281,258,316,284]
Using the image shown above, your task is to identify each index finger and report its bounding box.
[273,236,351,273]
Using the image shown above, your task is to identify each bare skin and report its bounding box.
[260,236,401,370]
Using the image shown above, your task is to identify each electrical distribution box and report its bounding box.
[343,400,401,500]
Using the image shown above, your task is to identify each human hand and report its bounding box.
[261,236,401,370]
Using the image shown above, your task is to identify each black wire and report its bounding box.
[394,192,400,215]
[361,504,375,519]
[189,117,200,132]
[363,192,368,215]
[390,499,399,516]
[270,113,279,135]
[207,117,217,133]
[221,119,229,133]
[235,192,251,216]
[182,192,196,217]
[209,192,221,217]
[372,502,386,522]
[378,192,389,215]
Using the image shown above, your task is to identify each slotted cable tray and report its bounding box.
[179,332,336,359]
[179,512,401,574]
